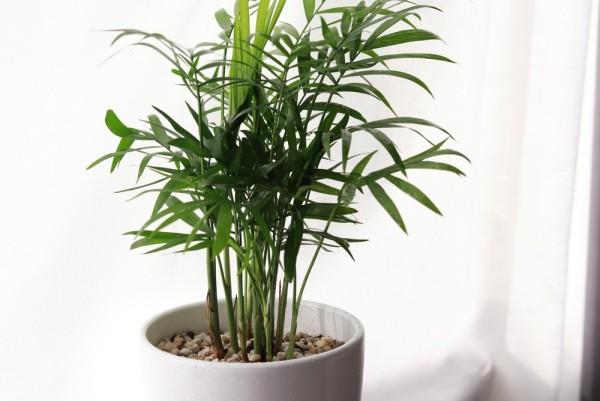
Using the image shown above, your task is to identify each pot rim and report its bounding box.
[142,299,365,370]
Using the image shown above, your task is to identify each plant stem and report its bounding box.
[275,279,288,352]
[235,219,249,361]
[287,206,338,360]
[206,248,225,358]
[252,294,265,359]
[286,277,298,359]
[221,247,239,352]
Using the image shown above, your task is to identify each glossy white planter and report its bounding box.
[142,300,364,401]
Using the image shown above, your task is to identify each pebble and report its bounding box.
[198,348,212,358]
[295,341,308,351]
[156,330,344,363]
[316,336,333,348]
[172,335,185,348]
[163,341,177,352]
[178,348,192,357]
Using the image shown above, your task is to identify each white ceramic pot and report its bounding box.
[143,300,365,401]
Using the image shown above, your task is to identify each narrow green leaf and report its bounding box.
[350,151,376,180]
[215,8,233,32]
[300,202,357,218]
[105,109,134,138]
[357,117,452,139]
[284,211,304,281]
[405,160,466,176]
[367,180,407,233]
[152,106,196,140]
[303,0,316,21]
[341,10,352,36]
[342,130,352,172]
[152,176,190,216]
[148,115,171,148]
[322,131,332,158]
[386,175,441,215]
[345,70,433,97]
[364,29,441,51]
[361,127,405,173]
[339,183,356,205]
[137,153,153,182]
[306,102,367,122]
[165,196,205,228]
[213,202,233,254]
[320,17,338,47]
[110,137,134,172]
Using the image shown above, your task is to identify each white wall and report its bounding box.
[0,1,592,400]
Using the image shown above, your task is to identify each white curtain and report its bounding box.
[0,1,595,400]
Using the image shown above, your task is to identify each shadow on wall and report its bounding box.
[472,301,554,401]
[362,347,493,401]
[361,299,552,401]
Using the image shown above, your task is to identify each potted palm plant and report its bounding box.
[89,0,467,400]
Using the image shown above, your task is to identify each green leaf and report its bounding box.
[137,153,153,182]
[341,130,352,172]
[364,29,441,51]
[334,83,396,114]
[87,146,157,170]
[297,36,312,88]
[345,70,433,97]
[357,117,452,139]
[322,131,332,158]
[110,137,134,172]
[213,202,233,254]
[350,151,376,180]
[165,196,205,228]
[148,115,171,148]
[300,202,357,218]
[361,127,405,173]
[306,230,365,261]
[320,17,338,47]
[306,181,340,196]
[306,102,367,122]
[303,0,316,21]
[284,211,303,281]
[152,176,191,216]
[367,180,407,233]
[152,106,196,140]
[339,183,356,205]
[385,175,441,215]
[215,8,233,32]
[341,10,352,36]
[405,160,465,176]
[105,109,134,138]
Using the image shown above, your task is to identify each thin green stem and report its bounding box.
[221,247,239,352]
[275,279,288,352]
[206,248,225,358]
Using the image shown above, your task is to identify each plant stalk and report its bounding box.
[221,247,239,352]
[206,248,225,358]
